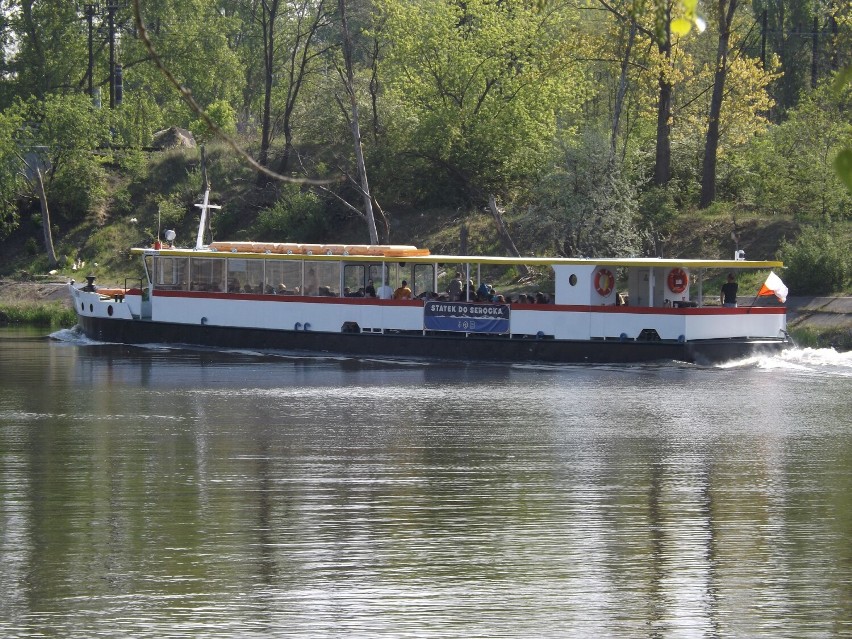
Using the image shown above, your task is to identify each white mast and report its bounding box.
[194,188,221,250]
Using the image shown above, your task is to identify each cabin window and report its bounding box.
[265,260,302,295]
[227,258,264,294]
[304,260,340,296]
[369,264,389,288]
[343,264,366,296]
[153,256,188,290]
[190,258,226,292]
[412,264,434,297]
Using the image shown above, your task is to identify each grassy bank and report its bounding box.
[0,301,78,328]
[788,326,852,351]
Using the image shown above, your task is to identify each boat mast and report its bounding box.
[194,189,221,250]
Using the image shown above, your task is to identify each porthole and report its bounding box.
[569,274,577,286]
[107,305,113,316]
[80,301,85,311]
[89,304,93,312]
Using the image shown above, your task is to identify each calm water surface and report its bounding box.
[1,326,851,638]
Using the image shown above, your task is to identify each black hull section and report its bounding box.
[77,316,789,365]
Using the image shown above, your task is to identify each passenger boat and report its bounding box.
[69,192,791,364]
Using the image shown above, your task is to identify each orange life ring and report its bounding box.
[667,268,689,294]
[594,268,615,297]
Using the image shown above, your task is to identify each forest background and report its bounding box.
[0,0,850,297]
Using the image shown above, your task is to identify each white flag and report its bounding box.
[757,271,788,303]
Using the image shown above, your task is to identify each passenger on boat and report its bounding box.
[393,280,413,300]
[721,273,738,307]
[448,272,463,301]
[377,282,393,299]
[305,268,318,296]
[462,279,475,300]
[477,282,491,301]
[277,283,287,294]
[365,279,377,297]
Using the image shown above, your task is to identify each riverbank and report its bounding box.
[0,279,76,326]
[1,278,850,349]
[784,296,852,350]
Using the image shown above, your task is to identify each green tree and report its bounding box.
[520,130,642,258]
[375,0,588,205]
[5,0,87,102]
[125,0,243,130]
[738,78,852,220]
[778,225,851,294]
[0,93,110,242]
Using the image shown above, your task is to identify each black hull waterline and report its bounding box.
[77,315,789,365]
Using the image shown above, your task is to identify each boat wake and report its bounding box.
[50,326,90,343]
[719,347,852,376]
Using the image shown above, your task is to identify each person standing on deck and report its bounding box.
[448,272,463,301]
[720,273,738,307]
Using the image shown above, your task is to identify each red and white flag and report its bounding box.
[757,271,788,303]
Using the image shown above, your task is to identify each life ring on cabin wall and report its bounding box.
[667,268,689,294]
[594,268,615,297]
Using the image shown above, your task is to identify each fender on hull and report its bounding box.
[77,316,789,365]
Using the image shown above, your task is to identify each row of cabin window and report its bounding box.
[151,256,435,298]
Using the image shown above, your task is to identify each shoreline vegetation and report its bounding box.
[1,279,849,351]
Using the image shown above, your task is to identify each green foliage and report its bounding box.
[0,301,77,327]
[789,325,852,351]
[638,186,679,255]
[48,156,108,220]
[252,186,328,242]
[189,100,237,142]
[778,226,852,295]
[110,93,164,148]
[0,93,111,236]
[738,79,852,220]
[519,130,642,258]
[376,0,589,203]
[155,196,188,229]
[0,107,23,237]
[114,149,150,181]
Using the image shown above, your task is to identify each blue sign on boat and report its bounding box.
[424,301,510,334]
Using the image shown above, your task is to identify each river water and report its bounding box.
[1,326,851,638]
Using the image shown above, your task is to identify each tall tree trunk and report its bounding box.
[257,0,279,183]
[699,0,738,209]
[653,10,672,186]
[35,168,58,268]
[338,0,378,245]
[276,0,331,175]
[611,19,637,154]
[810,15,819,88]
